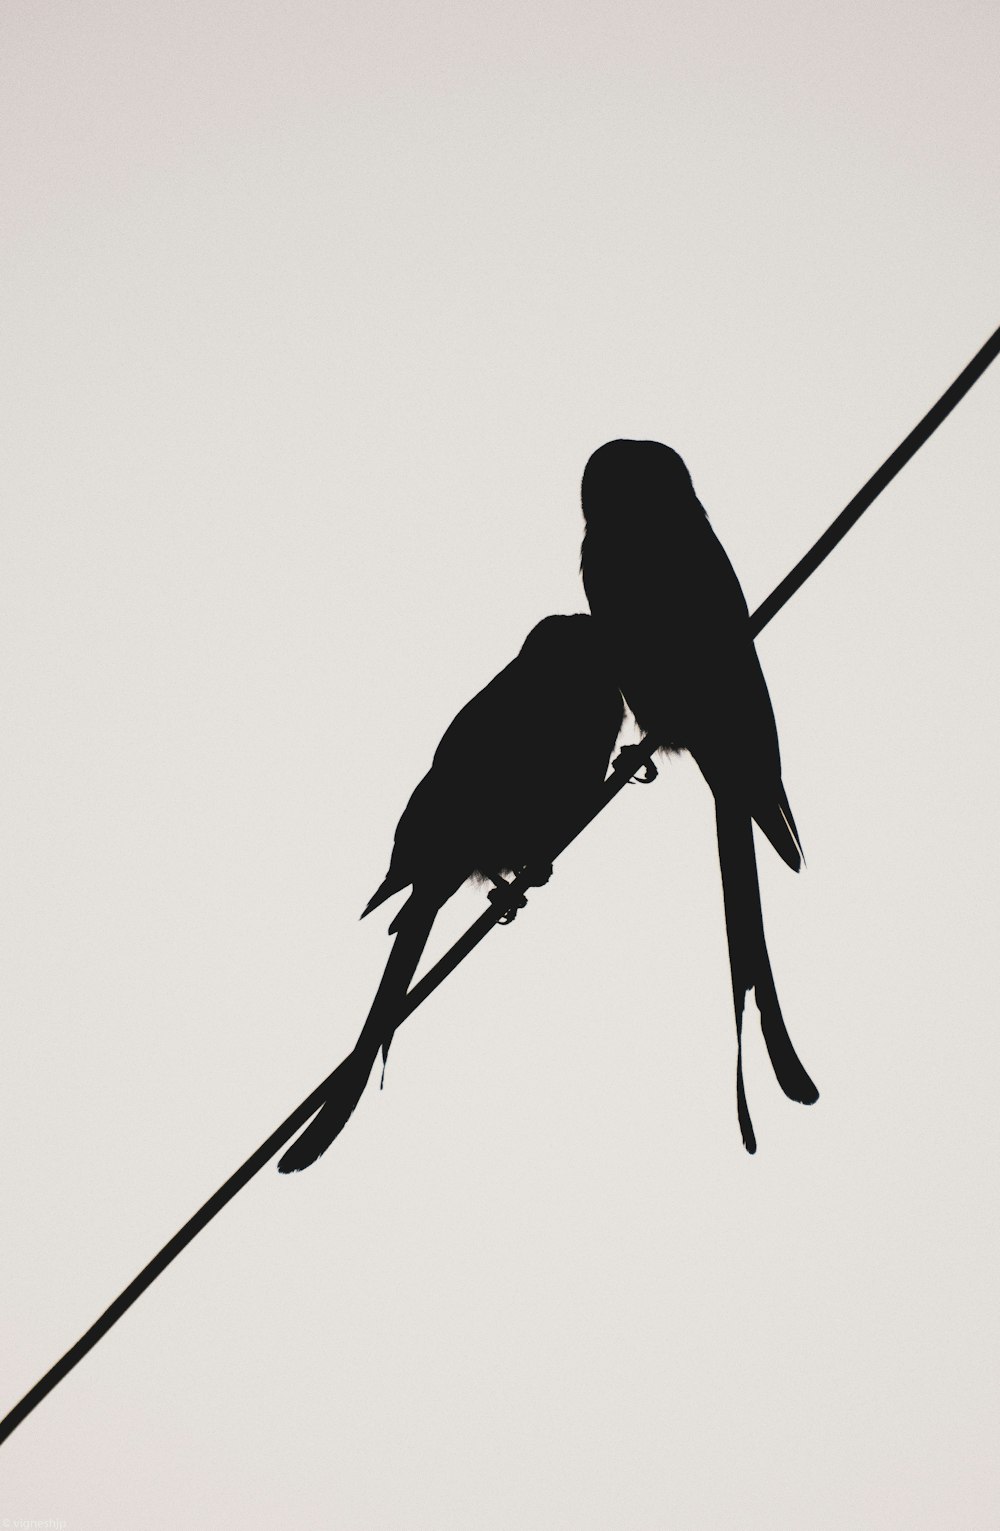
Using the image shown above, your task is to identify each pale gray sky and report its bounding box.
[2,1,998,1525]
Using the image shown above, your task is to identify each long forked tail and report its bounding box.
[715,802,818,1154]
[277,901,437,1173]
[276,1044,380,1172]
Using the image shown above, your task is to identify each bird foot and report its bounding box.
[613,743,658,784]
[487,882,529,924]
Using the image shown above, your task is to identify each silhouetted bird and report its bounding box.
[580,439,818,1152]
[278,614,624,1172]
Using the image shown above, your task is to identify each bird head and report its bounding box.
[517,614,621,690]
[580,438,697,527]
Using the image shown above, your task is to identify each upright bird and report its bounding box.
[278,614,624,1172]
[580,438,817,1152]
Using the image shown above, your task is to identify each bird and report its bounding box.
[579,438,818,1153]
[278,614,624,1172]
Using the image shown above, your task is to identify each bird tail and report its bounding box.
[755,949,819,1106]
[715,802,818,1154]
[277,1043,380,1173]
[277,900,437,1173]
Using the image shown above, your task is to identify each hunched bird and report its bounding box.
[278,614,624,1172]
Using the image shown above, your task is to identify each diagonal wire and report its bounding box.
[751,324,1000,632]
[1,322,998,1450]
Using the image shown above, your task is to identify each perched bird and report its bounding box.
[278,614,624,1172]
[580,438,817,1152]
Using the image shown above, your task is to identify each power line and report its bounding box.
[2,322,997,1449]
[751,324,1000,632]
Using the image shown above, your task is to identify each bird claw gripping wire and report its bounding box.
[487,882,529,924]
[613,743,659,784]
[485,860,553,922]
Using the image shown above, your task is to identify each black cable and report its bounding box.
[2,322,996,1449]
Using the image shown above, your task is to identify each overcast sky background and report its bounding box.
[2,1,999,1525]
